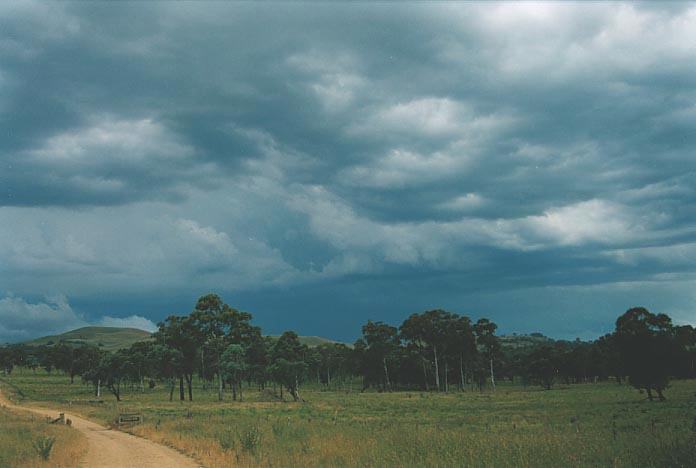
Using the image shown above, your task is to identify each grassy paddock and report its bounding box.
[2,370,696,467]
[0,403,87,468]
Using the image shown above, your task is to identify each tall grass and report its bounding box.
[4,369,696,467]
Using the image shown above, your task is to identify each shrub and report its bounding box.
[239,425,261,454]
[33,436,55,460]
[218,430,236,451]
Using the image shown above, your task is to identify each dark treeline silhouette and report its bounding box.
[2,296,695,403]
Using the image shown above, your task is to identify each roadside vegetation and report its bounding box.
[0,403,86,467]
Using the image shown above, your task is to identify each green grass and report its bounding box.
[3,369,696,467]
[22,326,152,351]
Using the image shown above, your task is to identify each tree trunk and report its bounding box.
[382,357,390,390]
[646,387,654,401]
[96,379,101,398]
[186,374,193,401]
[218,371,223,401]
[179,376,185,401]
[169,378,175,401]
[200,348,205,390]
[489,358,496,391]
[292,374,301,401]
[459,355,465,391]
[433,346,440,391]
[422,358,430,391]
[239,382,243,402]
[656,388,666,401]
[444,361,449,392]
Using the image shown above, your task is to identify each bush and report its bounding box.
[239,425,261,454]
[33,436,55,460]
[218,429,236,451]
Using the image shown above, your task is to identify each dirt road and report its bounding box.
[0,389,200,468]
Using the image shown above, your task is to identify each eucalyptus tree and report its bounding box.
[83,350,129,401]
[450,315,477,391]
[359,320,400,391]
[153,314,199,401]
[147,344,183,401]
[615,307,678,401]
[474,318,501,390]
[220,343,248,401]
[190,293,259,401]
[524,345,558,390]
[400,312,432,390]
[269,331,308,401]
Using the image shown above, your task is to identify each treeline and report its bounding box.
[1,295,695,403]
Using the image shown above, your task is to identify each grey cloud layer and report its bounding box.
[1,2,696,340]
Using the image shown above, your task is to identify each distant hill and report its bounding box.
[22,326,344,351]
[267,335,348,348]
[499,333,554,349]
[22,326,152,351]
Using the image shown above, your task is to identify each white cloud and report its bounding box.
[30,117,194,166]
[98,315,157,333]
[175,218,238,256]
[439,3,696,82]
[290,187,650,269]
[0,294,86,342]
[438,193,485,212]
[351,98,514,139]
[340,148,472,189]
[521,199,638,247]
[0,294,158,342]
[287,50,366,110]
[370,98,464,136]
[0,205,301,296]
[606,242,696,268]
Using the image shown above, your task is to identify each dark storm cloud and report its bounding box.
[2,2,696,340]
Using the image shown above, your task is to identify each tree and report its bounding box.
[269,331,308,401]
[449,315,477,391]
[190,293,257,401]
[83,351,128,401]
[148,344,183,401]
[0,346,14,375]
[400,310,460,391]
[360,321,400,391]
[124,341,153,392]
[615,307,677,401]
[220,344,247,401]
[674,325,696,378]
[474,318,501,391]
[153,315,199,401]
[525,345,558,390]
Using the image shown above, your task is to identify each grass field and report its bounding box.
[0,401,87,467]
[2,370,696,467]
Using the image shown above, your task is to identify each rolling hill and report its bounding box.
[22,326,152,351]
[268,335,348,348]
[499,333,554,349]
[22,327,345,351]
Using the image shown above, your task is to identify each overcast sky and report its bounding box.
[2,1,696,343]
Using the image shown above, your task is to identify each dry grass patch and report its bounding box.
[0,406,87,467]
